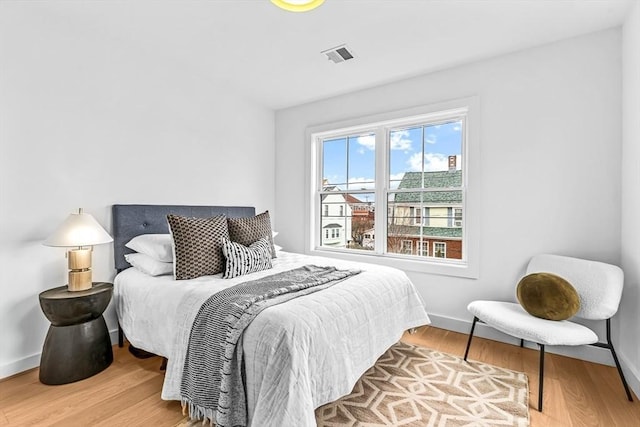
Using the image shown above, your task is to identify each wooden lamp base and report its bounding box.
[67,248,93,292]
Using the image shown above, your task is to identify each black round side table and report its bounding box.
[39,282,114,385]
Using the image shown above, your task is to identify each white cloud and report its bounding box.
[407,153,462,172]
[355,134,375,150]
[425,133,437,144]
[453,124,461,131]
[390,130,412,151]
[424,153,449,171]
[389,172,406,189]
[355,131,412,152]
[408,152,424,172]
[348,177,375,190]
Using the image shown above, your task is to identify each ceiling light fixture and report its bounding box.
[271,0,325,13]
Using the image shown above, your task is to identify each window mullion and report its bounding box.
[374,126,387,255]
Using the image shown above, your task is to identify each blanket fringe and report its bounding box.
[182,399,219,427]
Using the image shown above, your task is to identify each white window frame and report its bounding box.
[304,97,480,279]
[433,242,447,258]
[417,241,429,257]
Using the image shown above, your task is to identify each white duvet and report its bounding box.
[114,251,430,426]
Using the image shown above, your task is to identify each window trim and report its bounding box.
[304,96,480,279]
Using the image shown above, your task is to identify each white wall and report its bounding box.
[276,30,626,362]
[620,0,640,396]
[0,5,275,377]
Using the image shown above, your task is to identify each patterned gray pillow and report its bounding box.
[221,237,273,279]
[167,214,229,280]
[227,211,276,258]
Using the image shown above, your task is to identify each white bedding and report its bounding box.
[114,251,430,426]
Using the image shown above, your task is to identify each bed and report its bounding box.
[112,204,430,426]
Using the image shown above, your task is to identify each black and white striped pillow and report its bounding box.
[221,237,273,279]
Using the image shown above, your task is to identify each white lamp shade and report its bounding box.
[44,211,113,247]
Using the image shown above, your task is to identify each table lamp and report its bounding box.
[43,208,113,292]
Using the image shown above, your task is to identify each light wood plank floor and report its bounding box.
[1,326,638,426]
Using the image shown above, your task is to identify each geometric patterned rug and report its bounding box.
[175,341,529,427]
[315,341,530,427]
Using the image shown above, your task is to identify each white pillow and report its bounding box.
[125,253,173,276]
[125,234,173,262]
[274,244,283,252]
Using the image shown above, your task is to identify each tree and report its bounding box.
[350,217,374,248]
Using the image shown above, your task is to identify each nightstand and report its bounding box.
[38,282,114,385]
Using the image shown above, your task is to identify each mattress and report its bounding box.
[114,251,430,426]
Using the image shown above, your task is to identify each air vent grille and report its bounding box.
[321,44,355,64]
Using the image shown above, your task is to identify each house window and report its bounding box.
[433,242,446,258]
[417,241,429,257]
[309,98,478,278]
[454,208,463,227]
[323,205,328,217]
[409,207,420,225]
[317,132,375,252]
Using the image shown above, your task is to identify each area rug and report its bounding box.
[175,341,530,427]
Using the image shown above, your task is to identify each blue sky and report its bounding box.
[323,120,462,190]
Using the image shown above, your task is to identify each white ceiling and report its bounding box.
[18,0,635,109]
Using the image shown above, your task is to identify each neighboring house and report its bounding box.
[321,186,352,247]
[389,170,463,259]
[345,194,375,249]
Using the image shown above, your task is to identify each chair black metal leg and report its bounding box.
[464,316,478,361]
[605,319,634,402]
[538,344,545,412]
[520,339,524,348]
[118,323,124,348]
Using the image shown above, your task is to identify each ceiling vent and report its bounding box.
[322,44,355,64]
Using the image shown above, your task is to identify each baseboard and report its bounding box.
[0,353,41,380]
[619,352,640,400]
[428,313,640,398]
[0,328,121,380]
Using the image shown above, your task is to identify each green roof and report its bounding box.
[394,171,462,203]
[389,224,462,238]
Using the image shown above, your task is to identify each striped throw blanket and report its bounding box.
[180,265,361,427]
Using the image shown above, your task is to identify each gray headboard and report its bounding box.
[112,204,256,271]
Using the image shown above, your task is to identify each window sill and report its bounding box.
[307,247,479,279]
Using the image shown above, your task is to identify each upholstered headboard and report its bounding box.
[112,204,256,271]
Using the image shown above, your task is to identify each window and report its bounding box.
[417,241,429,257]
[454,208,463,227]
[308,98,478,278]
[433,242,446,258]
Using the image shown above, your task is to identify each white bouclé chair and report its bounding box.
[463,254,634,411]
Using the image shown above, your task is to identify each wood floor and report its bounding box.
[1,326,638,426]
